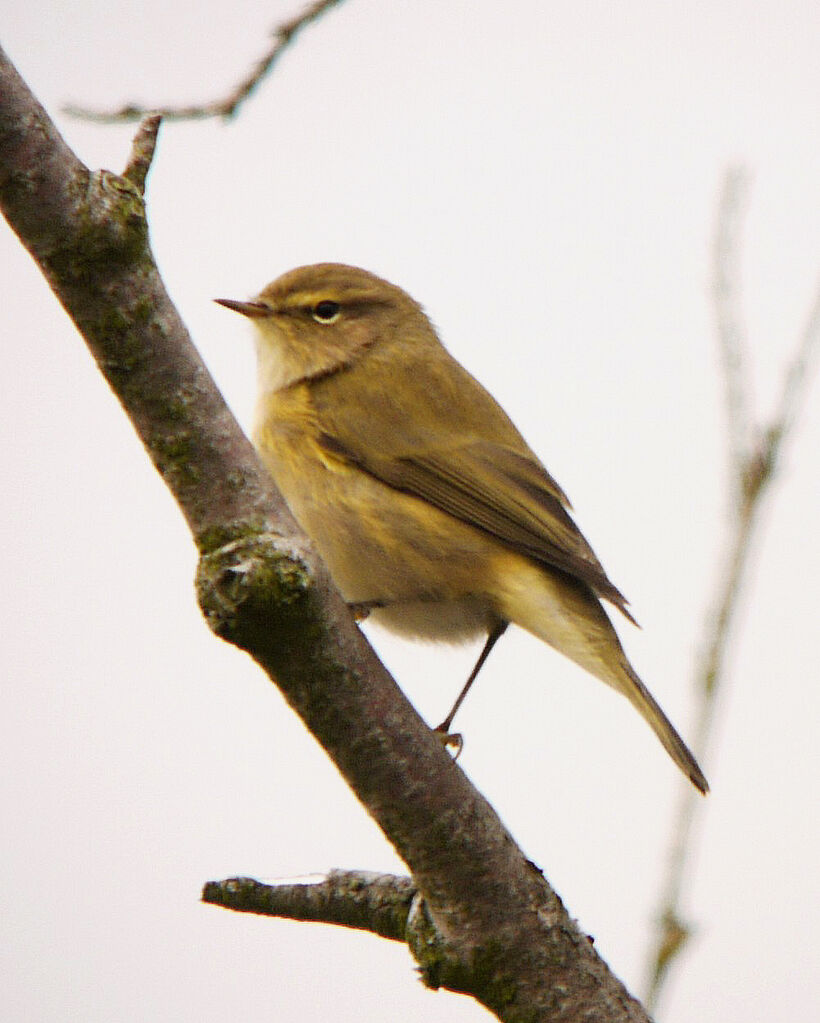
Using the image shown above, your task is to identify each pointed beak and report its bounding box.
[214,298,272,318]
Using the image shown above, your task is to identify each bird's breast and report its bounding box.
[251,384,500,641]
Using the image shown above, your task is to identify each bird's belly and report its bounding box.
[368,595,495,643]
[263,437,499,643]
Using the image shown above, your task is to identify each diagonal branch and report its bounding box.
[644,168,820,1010]
[1,44,652,1022]
[63,0,348,123]
[764,282,820,472]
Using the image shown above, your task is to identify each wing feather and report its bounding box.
[311,348,636,622]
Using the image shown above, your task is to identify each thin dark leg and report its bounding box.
[435,620,509,734]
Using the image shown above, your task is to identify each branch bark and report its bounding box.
[203,871,417,941]
[1,45,652,1022]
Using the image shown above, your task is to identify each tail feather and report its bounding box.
[497,558,709,793]
[620,663,709,794]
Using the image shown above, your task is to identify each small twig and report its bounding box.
[203,871,417,941]
[64,0,347,123]
[764,281,820,471]
[711,166,754,492]
[645,170,820,1011]
[122,114,162,193]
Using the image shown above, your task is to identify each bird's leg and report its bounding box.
[435,620,509,745]
[347,599,386,622]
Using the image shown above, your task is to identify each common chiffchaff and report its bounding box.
[217,263,707,793]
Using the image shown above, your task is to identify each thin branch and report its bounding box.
[63,0,348,123]
[644,170,820,1011]
[122,113,162,193]
[203,871,417,942]
[764,281,820,470]
[711,166,754,490]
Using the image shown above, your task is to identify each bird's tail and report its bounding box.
[496,557,709,793]
[618,661,708,794]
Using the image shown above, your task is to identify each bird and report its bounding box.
[216,263,708,793]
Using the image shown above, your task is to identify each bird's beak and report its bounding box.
[214,298,272,318]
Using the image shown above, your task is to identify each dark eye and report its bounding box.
[312,300,341,323]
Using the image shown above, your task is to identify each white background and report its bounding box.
[2,2,819,1020]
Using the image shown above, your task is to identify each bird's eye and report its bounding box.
[312,300,341,323]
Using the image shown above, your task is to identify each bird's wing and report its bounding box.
[312,361,635,621]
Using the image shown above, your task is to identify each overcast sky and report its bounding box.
[2,2,819,1021]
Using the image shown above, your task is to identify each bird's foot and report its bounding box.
[433,723,464,760]
[347,600,386,622]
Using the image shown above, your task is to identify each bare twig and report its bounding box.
[122,113,162,193]
[203,871,417,941]
[645,168,820,1011]
[64,0,347,123]
[711,167,754,488]
[765,283,820,468]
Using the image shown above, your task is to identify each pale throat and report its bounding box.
[253,324,368,395]
[253,329,314,394]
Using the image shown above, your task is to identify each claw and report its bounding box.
[434,725,464,760]
[347,600,385,622]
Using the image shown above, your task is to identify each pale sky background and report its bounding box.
[2,2,819,1021]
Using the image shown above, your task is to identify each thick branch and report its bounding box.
[0,51,290,548]
[2,46,651,1022]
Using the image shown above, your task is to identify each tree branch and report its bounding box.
[644,167,820,1010]
[1,44,653,1022]
[711,167,754,494]
[63,0,348,123]
[203,871,416,942]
